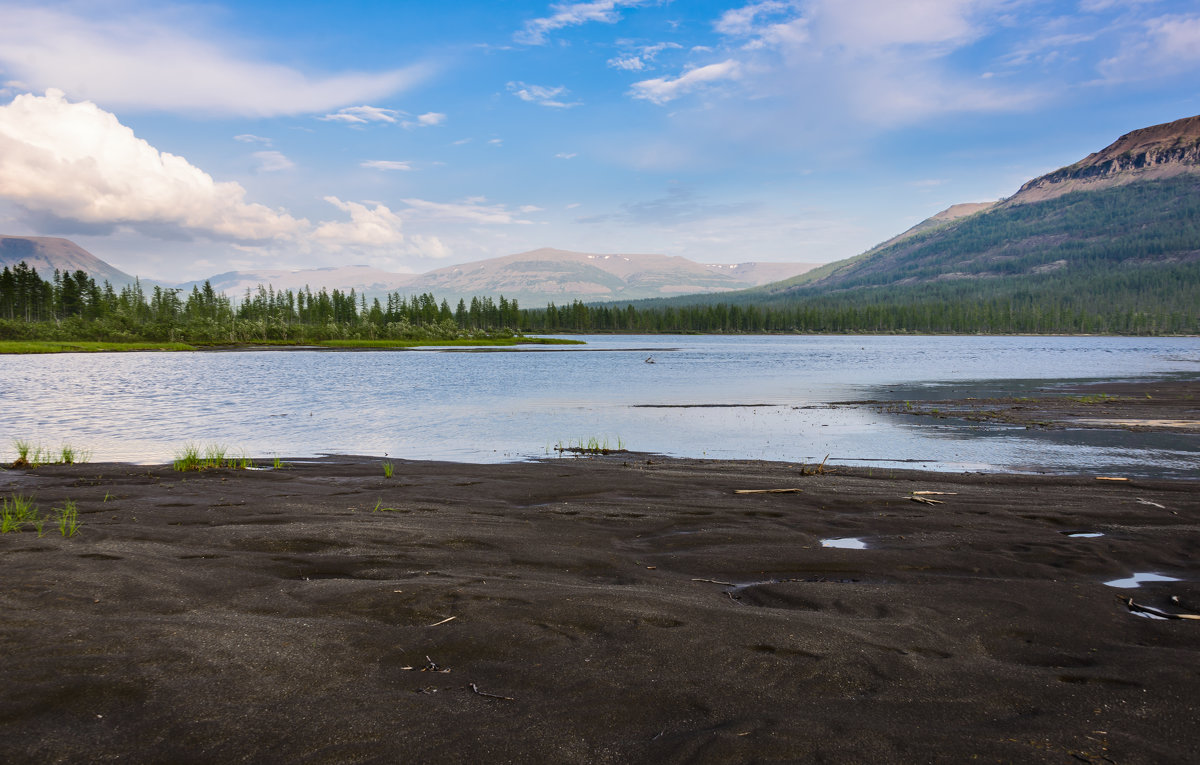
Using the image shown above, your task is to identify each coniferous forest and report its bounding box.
[1,255,1195,343]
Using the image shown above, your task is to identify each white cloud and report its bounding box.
[416,112,446,126]
[314,197,406,248]
[608,56,646,71]
[0,5,427,117]
[507,81,582,108]
[630,60,742,104]
[555,152,578,159]
[607,41,683,70]
[361,160,414,171]
[0,90,306,241]
[235,134,272,145]
[516,0,649,45]
[399,197,536,225]
[320,105,401,124]
[1100,14,1200,81]
[715,1,795,36]
[253,151,295,173]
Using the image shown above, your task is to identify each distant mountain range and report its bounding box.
[703,113,1199,306]
[176,249,820,305]
[0,238,819,305]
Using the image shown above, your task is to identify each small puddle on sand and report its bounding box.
[1063,531,1105,538]
[1104,572,1181,589]
[821,537,867,549]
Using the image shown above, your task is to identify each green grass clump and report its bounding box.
[10,440,89,468]
[371,499,401,512]
[1,494,39,533]
[382,461,395,478]
[1,494,80,536]
[55,500,81,537]
[173,443,252,471]
[554,436,626,455]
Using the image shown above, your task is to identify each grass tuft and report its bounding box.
[173,443,252,471]
[554,436,626,456]
[10,440,88,468]
[382,461,395,478]
[55,500,81,537]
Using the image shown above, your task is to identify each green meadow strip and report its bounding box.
[314,337,583,349]
[0,341,196,354]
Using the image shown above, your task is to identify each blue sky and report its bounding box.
[0,0,1198,281]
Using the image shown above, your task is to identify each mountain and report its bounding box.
[181,248,820,305]
[0,236,140,287]
[722,114,1200,302]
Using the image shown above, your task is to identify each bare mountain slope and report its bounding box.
[0,236,139,287]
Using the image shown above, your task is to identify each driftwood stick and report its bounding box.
[427,616,457,627]
[469,683,515,701]
[692,578,737,586]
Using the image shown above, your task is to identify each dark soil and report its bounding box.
[2,451,1198,763]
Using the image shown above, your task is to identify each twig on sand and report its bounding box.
[692,578,736,586]
[1096,476,1129,482]
[424,656,451,673]
[427,616,457,627]
[909,495,944,505]
[469,683,515,701]
[912,491,957,496]
[734,488,803,494]
[1124,597,1200,621]
[725,591,745,606]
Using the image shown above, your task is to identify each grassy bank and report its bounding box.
[0,337,583,354]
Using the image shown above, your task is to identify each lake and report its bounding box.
[1,335,1197,476]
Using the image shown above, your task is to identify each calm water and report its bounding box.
[1,335,1197,476]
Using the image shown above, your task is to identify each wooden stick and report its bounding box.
[1096,476,1130,482]
[427,616,457,627]
[912,491,957,495]
[691,578,736,586]
[469,683,515,701]
[1125,598,1200,620]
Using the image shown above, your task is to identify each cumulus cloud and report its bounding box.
[361,160,414,171]
[313,197,406,248]
[515,0,649,45]
[0,90,306,241]
[0,5,427,117]
[252,151,295,172]
[630,60,742,104]
[416,112,446,126]
[507,82,581,108]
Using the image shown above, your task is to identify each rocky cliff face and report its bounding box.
[1010,114,1200,203]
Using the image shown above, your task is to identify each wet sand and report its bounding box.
[2,448,1198,762]
[860,377,1200,433]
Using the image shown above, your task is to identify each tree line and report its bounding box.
[2,258,1195,342]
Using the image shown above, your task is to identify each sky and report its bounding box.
[0,0,1198,282]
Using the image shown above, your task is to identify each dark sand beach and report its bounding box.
[2,380,1198,763]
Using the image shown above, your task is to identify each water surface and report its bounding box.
[1,335,1197,475]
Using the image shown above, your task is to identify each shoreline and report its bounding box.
[2,453,1198,762]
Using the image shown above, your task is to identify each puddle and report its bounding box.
[1063,531,1105,538]
[821,537,867,549]
[1103,572,1182,589]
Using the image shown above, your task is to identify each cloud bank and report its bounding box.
[0,4,427,116]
